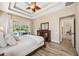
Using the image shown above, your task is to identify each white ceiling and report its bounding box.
[0,2,65,19]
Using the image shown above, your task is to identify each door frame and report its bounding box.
[59,14,76,48]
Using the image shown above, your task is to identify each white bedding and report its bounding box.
[0,35,44,56]
[21,35,44,44]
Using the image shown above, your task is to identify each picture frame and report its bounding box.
[40,22,49,30]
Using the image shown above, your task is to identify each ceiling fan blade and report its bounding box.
[26,7,31,9]
[25,2,30,6]
[36,6,41,10]
[31,2,36,5]
[31,2,36,6]
[32,9,36,12]
[26,2,40,12]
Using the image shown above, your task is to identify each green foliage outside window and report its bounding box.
[13,24,28,32]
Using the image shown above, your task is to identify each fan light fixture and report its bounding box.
[30,5,35,9]
[26,2,41,12]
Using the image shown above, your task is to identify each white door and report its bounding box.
[71,17,75,48]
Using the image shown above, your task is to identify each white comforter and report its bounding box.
[22,35,44,44]
[0,35,44,56]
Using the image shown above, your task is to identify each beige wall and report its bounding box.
[33,4,75,43]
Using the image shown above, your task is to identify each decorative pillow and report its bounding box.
[0,32,7,48]
[5,34,17,46]
[13,35,20,41]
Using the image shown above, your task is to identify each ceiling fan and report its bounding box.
[26,2,41,12]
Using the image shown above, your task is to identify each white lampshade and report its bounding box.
[0,27,4,32]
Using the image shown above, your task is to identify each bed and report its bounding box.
[0,35,45,56]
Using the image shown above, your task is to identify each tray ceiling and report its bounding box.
[0,2,65,19]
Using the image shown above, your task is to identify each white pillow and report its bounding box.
[0,32,7,48]
[13,35,20,41]
[5,34,17,46]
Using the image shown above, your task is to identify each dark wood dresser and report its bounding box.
[37,30,51,42]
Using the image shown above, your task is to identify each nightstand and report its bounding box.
[37,30,51,42]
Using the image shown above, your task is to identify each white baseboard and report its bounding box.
[51,40,60,44]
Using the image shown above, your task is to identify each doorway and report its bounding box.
[59,15,76,48]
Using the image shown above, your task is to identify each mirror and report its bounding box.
[40,22,49,30]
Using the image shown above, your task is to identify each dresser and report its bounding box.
[37,30,51,42]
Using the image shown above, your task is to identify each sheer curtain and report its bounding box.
[6,14,13,35]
